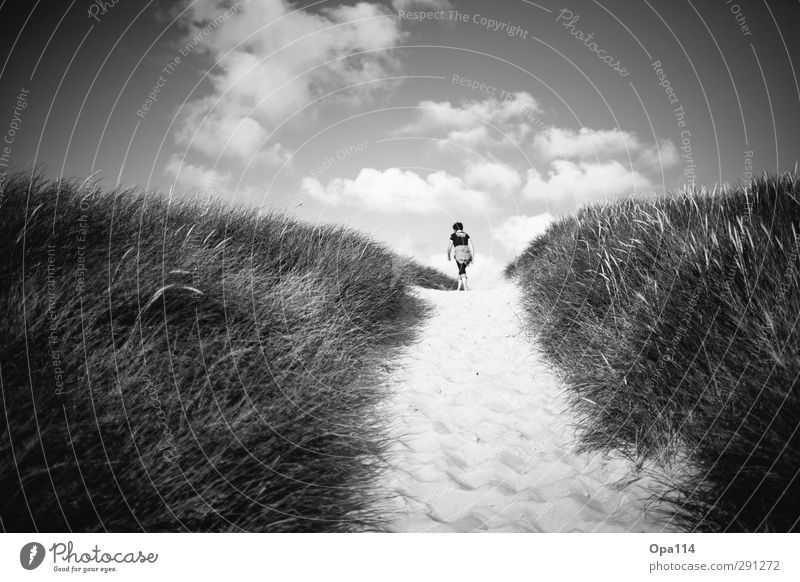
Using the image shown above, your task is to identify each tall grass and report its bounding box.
[507,173,800,532]
[0,172,450,532]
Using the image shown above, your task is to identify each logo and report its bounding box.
[20,542,46,570]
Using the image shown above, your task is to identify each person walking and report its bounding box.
[447,222,475,291]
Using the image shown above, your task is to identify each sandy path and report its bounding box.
[383,283,664,532]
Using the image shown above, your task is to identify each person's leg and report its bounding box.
[457,261,468,291]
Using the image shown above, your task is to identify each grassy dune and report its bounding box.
[0,173,451,532]
[507,173,800,532]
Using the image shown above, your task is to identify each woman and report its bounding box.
[447,221,475,291]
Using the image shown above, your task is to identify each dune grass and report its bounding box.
[0,172,451,532]
[507,173,800,532]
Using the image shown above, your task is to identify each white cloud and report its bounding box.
[533,127,678,172]
[523,127,676,210]
[165,155,270,204]
[174,104,292,163]
[638,138,680,170]
[492,213,555,254]
[174,0,405,163]
[302,167,489,213]
[464,161,521,194]
[392,0,452,11]
[522,160,653,212]
[165,155,233,194]
[399,97,676,184]
[534,127,633,160]
[398,92,542,149]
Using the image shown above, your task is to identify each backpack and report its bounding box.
[453,231,472,263]
[454,246,472,263]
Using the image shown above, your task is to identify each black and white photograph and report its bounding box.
[1,0,799,578]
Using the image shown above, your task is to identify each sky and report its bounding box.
[1,0,799,287]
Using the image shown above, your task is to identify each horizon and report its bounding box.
[1,0,799,287]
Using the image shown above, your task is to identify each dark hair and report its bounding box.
[452,222,463,231]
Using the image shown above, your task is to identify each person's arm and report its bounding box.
[469,239,476,261]
[447,241,453,260]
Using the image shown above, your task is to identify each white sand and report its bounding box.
[382,283,666,532]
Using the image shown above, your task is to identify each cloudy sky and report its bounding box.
[2,0,799,285]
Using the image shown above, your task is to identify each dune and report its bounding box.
[382,283,667,532]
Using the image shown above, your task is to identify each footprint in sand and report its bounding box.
[383,283,669,533]
[431,421,451,435]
